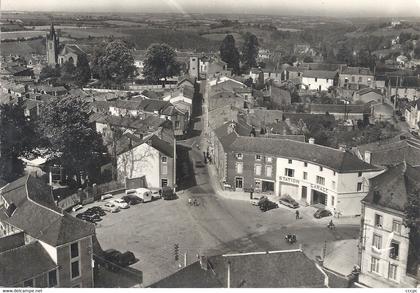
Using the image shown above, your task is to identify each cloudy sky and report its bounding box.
[3,0,420,17]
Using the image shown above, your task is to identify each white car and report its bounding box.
[112,198,130,209]
[72,204,83,212]
[103,202,120,213]
[101,193,113,201]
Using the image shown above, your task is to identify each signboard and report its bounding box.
[310,183,328,194]
[279,176,299,185]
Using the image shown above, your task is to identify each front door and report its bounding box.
[301,186,307,200]
[235,177,243,189]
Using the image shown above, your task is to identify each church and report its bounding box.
[46,24,86,67]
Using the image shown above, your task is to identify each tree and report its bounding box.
[241,32,259,71]
[74,54,91,87]
[142,43,181,87]
[91,40,136,88]
[0,103,39,182]
[219,35,240,75]
[60,60,76,83]
[38,97,108,186]
[414,44,420,59]
[39,65,61,80]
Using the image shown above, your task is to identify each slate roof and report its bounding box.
[59,44,86,56]
[356,88,383,96]
[355,136,420,167]
[0,176,95,246]
[89,112,167,132]
[363,162,420,213]
[0,241,58,286]
[302,70,338,79]
[116,133,174,157]
[151,250,326,288]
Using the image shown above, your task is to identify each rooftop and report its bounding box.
[0,176,95,246]
[302,70,338,79]
[150,250,327,288]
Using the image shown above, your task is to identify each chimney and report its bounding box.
[364,151,371,164]
[308,137,315,144]
[199,256,208,271]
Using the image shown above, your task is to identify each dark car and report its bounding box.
[279,196,299,209]
[84,213,102,223]
[314,209,332,219]
[86,206,105,216]
[122,195,142,205]
[400,116,406,121]
[161,186,177,200]
[103,249,136,271]
[259,200,278,212]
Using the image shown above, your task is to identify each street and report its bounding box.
[93,81,361,287]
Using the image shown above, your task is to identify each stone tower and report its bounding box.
[46,23,59,66]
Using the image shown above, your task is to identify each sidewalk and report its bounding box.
[323,239,359,276]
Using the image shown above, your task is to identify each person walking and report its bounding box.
[295,210,300,220]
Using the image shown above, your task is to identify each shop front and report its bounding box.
[278,176,300,200]
[310,184,329,207]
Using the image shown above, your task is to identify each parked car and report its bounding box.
[72,204,83,212]
[103,202,120,213]
[151,190,161,200]
[87,206,106,216]
[122,195,142,205]
[112,198,130,209]
[259,200,278,212]
[195,161,205,168]
[103,249,136,271]
[76,212,101,223]
[251,196,267,206]
[161,186,177,200]
[101,193,113,201]
[279,195,299,209]
[314,209,332,219]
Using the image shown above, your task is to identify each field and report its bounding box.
[201,32,244,43]
[1,30,45,40]
[59,27,129,39]
[0,38,45,57]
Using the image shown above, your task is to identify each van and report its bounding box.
[126,188,152,203]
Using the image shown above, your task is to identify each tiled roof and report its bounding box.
[89,112,167,131]
[302,70,338,79]
[0,176,95,246]
[59,44,86,56]
[341,67,373,76]
[0,241,57,286]
[116,133,174,157]
[151,250,326,288]
[356,88,382,96]
[363,162,420,212]
[310,103,370,114]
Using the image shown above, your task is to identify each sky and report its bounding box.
[3,0,420,17]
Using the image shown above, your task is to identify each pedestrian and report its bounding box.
[250,191,253,199]
[188,198,192,206]
[295,210,300,220]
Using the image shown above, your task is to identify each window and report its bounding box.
[388,264,398,280]
[23,279,34,287]
[315,77,318,82]
[48,269,58,287]
[319,166,323,172]
[357,182,362,191]
[359,76,363,82]
[285,168,295,177]
[255,180,261,189]
[174,121,180,129]
[71,260,80,279]
[303,172,308,180]
[266,157,272,163]
[392,220,402,234]
[351,76,355,82]
[316,176,325,185]
[236,162,243,174]
[371,257,380,273]
[375,214,383,227]
[162,165,168,175]
[236,153,243,160]
[255,164,262,176]
[161,179,168,187]
[255,154,262,161]
[390,241,400,259]
[161,156,167,163]
[266,165,272,177]
[288,159,292,164]
[332,181,336,189]
[358,171,362,177]
[331,196,335,206]
[333,171,336,176]
[70,242,79,259]
[372,234,382,250]
[235,177,243,189]
[304,162,308,167]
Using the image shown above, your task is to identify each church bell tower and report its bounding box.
[46,23,59,66]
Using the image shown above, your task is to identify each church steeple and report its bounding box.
[46,23,59,66]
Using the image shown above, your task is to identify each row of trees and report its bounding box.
[0,98,108,185]
[220,32,259,75]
